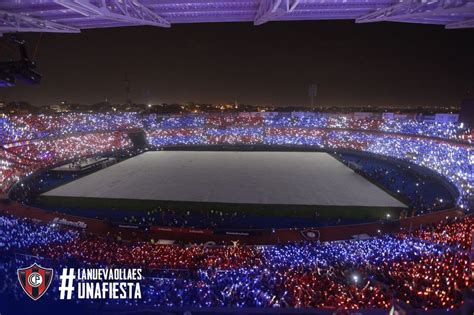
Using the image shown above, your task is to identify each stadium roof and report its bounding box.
[0,0,473,36]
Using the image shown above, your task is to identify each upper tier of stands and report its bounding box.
[1,112,472,144]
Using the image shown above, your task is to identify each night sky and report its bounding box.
[0,20,473,107]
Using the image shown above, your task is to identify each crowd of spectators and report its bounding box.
[1,111,472,215]
[0,132,132,194]
[0,112,472,223]
[32,239,263,270]
[399,216,473,250]
[339,152,455,215]
[5,133,131,164]
[148,112,472,142]
[123,208,247,229]
[0,113,142,144]
[0,214,79,251]
[0,112,470,145]
[0,213,471,310]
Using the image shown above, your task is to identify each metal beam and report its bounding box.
[445,16,474,27]
[55,0,171,27]
[356,2,413,23]
[356,0,474,24]
[254,0,301,25]
[0,10,80,35]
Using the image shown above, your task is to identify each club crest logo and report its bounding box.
[17,263,53,300]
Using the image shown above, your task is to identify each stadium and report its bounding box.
[0,1,473,314]
[0,111,473,314]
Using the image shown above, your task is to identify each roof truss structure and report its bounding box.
[356,0,474,28]
[0,0,473,35]
[0,9,79,35]
[54,0,170,27]
[254,0,301,25]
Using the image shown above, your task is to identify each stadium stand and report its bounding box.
[0,214,472,310]
[0,111,473,313]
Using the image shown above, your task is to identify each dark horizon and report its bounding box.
[0,20,473,108]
